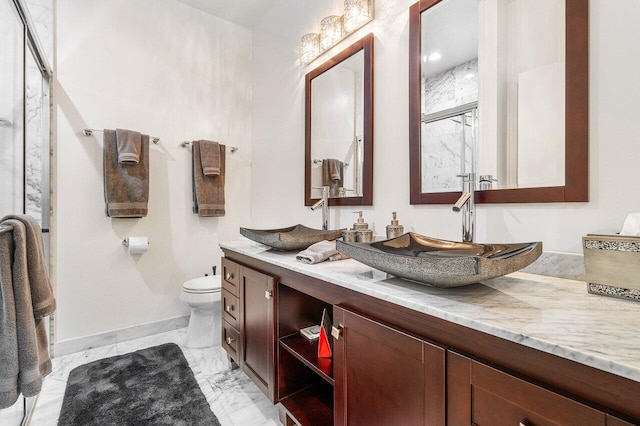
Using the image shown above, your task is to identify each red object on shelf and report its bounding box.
[318,325,332,358]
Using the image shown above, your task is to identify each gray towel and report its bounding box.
[296,240,341,264]
[103,129,149,218]
[192,141,225,217]
[0,216,55,409]
[115,128,142,164]
[199,140,221,176]
[322,159,344,197]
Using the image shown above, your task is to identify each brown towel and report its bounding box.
[199,140,221,176]
[192,141,225,217]
[115,128,142,164]
[0,216,55,409]
[103,129,149,218]
[322,159,344,197]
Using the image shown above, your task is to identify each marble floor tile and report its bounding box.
[8,328,281,426]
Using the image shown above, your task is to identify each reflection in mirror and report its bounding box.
[410,0,588,204]
[305,33,374,207]
[477,0,565,190]
[311,50,364,198]
[420,0,478,193]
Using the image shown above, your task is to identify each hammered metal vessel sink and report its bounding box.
[240,224,345,251]
[337,233,542,287]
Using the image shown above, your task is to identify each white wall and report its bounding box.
[55,0,252,341]
[251,0,640,254]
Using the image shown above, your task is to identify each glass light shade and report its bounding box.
[300,33,320,64]
[320,15,344,50]
[344,0,372,33]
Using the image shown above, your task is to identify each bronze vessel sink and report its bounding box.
[337,233,542,287]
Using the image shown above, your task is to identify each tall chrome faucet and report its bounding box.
[452,173,475,242]
[310,186,330,230]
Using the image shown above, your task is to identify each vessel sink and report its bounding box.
[240,224,345,251]
[336,233,542,287]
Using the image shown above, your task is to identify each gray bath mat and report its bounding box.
[57,343,220,425]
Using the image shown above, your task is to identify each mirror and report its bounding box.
[409,0,588,204]
[305,33,374,207]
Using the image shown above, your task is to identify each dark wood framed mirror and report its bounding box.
[409,0,588,204]
[305,33,374,207]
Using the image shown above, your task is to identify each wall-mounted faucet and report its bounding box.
[452,173,475,243]
[310,186,330,230]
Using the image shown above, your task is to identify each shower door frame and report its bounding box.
[3,0,53,425]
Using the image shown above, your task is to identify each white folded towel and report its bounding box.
[620,213,640,236]
[296,240,345,264]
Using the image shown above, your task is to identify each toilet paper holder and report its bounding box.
[122,238,149,247]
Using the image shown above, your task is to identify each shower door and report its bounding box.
[0,0,52,424]
[0,0,25,218]
[0,0,51,228]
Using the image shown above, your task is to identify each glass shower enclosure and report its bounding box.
[0,0,52,424]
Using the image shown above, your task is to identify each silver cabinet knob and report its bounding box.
[226,337,235,345]
[331,325,343,340]
[225,272,233,280]
[265,290,273,300]
[225,304,234,312]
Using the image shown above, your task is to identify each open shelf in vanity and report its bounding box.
[277,284,334,425]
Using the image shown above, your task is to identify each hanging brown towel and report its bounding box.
[322,159,344,197]
[103,129,149,218]
[115,128,142,164]
[0,215,55,409]
[192,141,225,217]
[199,140,221,176]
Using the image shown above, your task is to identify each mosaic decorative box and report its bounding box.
[583,233,640,302]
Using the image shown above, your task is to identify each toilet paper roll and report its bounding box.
[620,214,640,237]
[126,237,149,254]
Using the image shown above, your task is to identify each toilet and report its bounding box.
[180,275,222,348]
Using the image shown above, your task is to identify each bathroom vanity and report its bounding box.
[220,241,640,425]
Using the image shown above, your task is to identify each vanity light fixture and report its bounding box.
[320,15,344,49]
[300,33,321,65]
[344,0,373,33]
[428,52,442,61]
[300,0,375,65]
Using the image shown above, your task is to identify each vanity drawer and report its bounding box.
[222,258,240,296]
[222,320,240,359]
[222,288,239,329]
[448,351,606,426]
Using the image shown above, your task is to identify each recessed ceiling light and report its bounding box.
[428,52,442,61]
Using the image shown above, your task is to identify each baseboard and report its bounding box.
[54,315,189,357]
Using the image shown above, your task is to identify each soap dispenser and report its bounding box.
[352,211,373,242]
[386,212,404,239]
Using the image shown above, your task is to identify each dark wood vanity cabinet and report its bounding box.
[333,306,446,426]
[240,265,276,401]
[222,251,640,426]
[220,258,277,402]
[447,351,636,426]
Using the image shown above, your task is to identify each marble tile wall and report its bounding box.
[421,59,478,192]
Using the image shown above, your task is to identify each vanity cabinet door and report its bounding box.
[333,306,446,426]
[447,351,607,426]
[240,266,276,402]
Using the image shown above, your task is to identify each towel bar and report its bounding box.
[312,159,349,167]
[179,141,238,153]
[83,129,160,145]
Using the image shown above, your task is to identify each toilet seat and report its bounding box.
[182,275,221,293]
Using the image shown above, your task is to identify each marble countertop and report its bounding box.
[220,240,640,382]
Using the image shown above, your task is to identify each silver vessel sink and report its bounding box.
[240,224,345,251]
[337,233,542,287]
